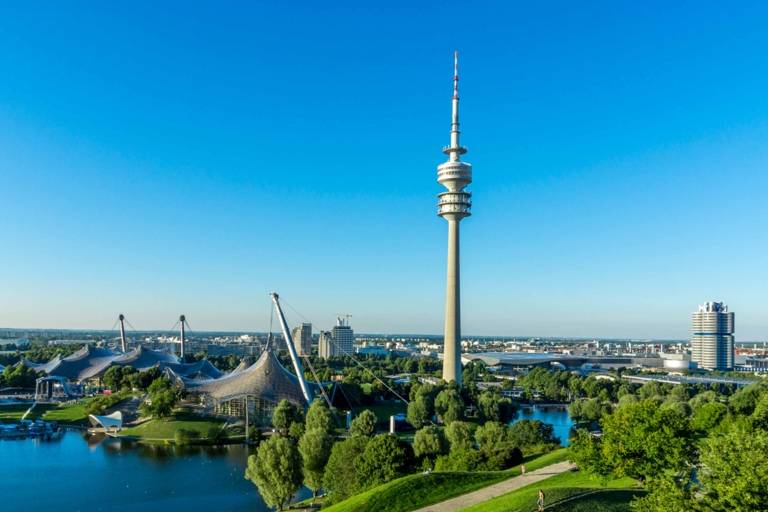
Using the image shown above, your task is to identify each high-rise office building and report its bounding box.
[437,52,472,386]
[691,301,734,371]
[291,323,312,356]
[332,317,354,356]
[318,318,354,359]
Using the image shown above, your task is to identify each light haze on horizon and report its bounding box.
[2,2,768,340]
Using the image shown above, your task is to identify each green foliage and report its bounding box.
[323,436,369,504]
[350,409,377,437]
[245,435,303,511]
[433,448,486,471]
[434,388,464,424]
[407,384,436,428]
[474,421,509,453]
[569,398,611,422]
[272,399,304,435]
[298,427,333,497]
[102,365,137,391]
[507,419,560,450]
[139,377,180,418]
[0,364,40,388]
[600,399,691,481]
[84,390,131,416]
[729,382,768,415]
[355,434,414,490]
[630,477,693,512]
[690,401,728,432]
[174,428,201,445]
[476,390,516,423]
[305,399,334,434]
[445,420,474,451]
[412,425,447,460]
[568,429,609,476]
[698,427,768,510]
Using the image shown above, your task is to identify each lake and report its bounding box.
[511,405,574,446]
[0,431,309,512]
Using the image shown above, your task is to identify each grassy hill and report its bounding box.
[120,411,228,442]
[321,449,569,512]
[461,470,640,512]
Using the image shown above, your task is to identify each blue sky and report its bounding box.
[2,2,768,339]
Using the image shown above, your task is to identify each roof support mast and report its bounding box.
[118,314,127,353]
[270,292,312,404]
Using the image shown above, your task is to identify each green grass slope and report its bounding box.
[120,411,226,441]
[321,449,570,512]
[461,470,640,512]
[546,489,646,512]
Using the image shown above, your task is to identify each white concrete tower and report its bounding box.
[437,51,472,385]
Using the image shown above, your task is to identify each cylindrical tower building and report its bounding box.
[437,52,472,385]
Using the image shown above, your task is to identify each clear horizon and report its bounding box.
[2,2,768,340]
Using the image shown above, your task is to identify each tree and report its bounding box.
[298,428,333,498]
[751,393,768,430]
[413,425,447,461]
[691,401,727,432]
[272,400,304,435]
[568,429,609,476]
[323,436,369,504]
[698,427,768,510]
[434,448,485,471]
[729,382,767,416]
[245,435,303,511]
[630,476,696,512]
[477,391,516,423]
[407,395,432,428]
[305,399,334,435]
[140,377,180,418]
[507,419,559,450]
[355,434,413,489]
[349,409,377,437]
[445,421,474,452]
[434,388,464,424]
[474,422,509,453]
[600,399,691,482]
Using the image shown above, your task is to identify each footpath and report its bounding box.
[411,460,576,512]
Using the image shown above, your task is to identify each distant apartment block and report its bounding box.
[691,301,734,371]
[318,317,354,359]
[291,323,312,356]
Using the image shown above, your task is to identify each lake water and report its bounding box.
[511,405,574,446]
[0,431,309,512]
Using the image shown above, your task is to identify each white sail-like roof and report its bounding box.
[89,411,123,430]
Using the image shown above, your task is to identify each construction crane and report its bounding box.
[336,313,353,326]
[271,292,312,404]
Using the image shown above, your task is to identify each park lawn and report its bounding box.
[352,402,407,423]
[120,411,227,441]
[461,469,640,512]
[41,402,90,425]
[0,403,56,422]
[321,449,570,512]
[546,489,647,511]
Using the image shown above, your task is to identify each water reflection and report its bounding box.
[0,431,303,512]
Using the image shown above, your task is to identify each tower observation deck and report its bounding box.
[437,52,472,385]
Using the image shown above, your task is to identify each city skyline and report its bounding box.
[3,3,768,339]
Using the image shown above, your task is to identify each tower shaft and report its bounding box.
[436,51,472,387]
[442,219,462,382]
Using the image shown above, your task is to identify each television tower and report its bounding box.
[437,51,472,385]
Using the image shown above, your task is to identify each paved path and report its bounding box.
[412,461,576,512]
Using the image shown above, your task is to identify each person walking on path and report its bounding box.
[537,489,545,511]
[520,464,526,475]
